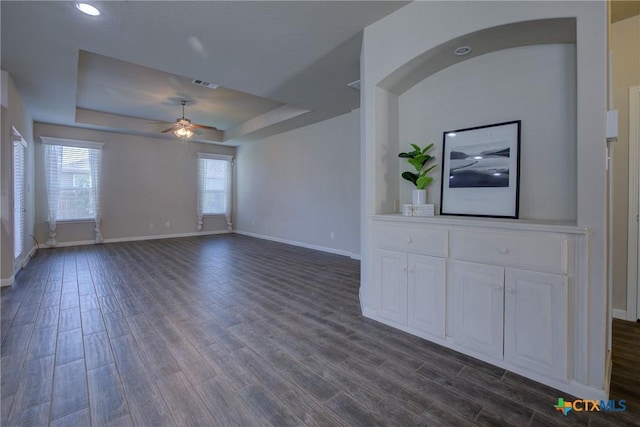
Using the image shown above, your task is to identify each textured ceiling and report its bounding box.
[1,1,408,144]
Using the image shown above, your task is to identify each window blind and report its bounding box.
[13,140,26,259]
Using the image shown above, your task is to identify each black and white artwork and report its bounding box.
[449,141,511,188]
[440,121,520,218]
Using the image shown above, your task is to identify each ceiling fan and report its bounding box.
[160,100,218,138]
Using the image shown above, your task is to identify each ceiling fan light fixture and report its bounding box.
[75,3,100,16]
[174,127,193,138]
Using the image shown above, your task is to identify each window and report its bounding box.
[197,153,233,231]
[42,137,104,245]
[58,146,94,220]
[200,158,228,214]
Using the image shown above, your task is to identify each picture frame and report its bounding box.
[440,120,521,218]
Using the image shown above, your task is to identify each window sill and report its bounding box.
[203,213,225,217]
[48,218,95,224]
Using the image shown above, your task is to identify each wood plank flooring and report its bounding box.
[1,234,639,426]
[610,319,640,415]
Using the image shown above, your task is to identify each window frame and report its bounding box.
[197,153,233,217]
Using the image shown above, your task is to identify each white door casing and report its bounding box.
[627,86,640,321]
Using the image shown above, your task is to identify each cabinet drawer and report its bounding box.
[373,223,447,257]
[450,230,567,274]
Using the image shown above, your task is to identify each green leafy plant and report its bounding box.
[398,143,438,189]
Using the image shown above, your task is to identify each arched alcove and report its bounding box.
[373,18,578,220]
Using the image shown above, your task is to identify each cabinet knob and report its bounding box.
[404,237,412,243]
[506,287,515,294]
[401,266,408,272]
[497,247,508,254]
[494,285,503,291]
[408,269,414,274]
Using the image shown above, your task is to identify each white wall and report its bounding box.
[399,44,577,221]
[33,124,235,245]
[235,109,360,257]
[611,15,640,311]
[1,71,35,284]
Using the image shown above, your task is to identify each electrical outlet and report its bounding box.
[165,221,170,228]
[330,231,335,239]
[149,222,154,229]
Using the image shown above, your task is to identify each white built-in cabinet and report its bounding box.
[374,249,445,337]
[375,249,408,324]
[366,216,584,393]
[408,254,446,338]
[449,260,504,359]
[448,260,568,378]
[503,268,568,379]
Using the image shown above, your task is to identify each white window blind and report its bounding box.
[13,139,26,259]
[197,153,233,231]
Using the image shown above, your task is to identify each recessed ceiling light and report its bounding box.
[453,46,472,56]
[76,3,100,16]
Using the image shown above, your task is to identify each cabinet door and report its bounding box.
[408,254,446,338]
[504,269,567,379]
[450,260,504,359]
[374,249,408,324]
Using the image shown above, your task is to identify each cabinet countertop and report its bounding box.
[370,214,588,235]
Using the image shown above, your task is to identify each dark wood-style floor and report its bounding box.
[1,234,639,426]
[610,319,640,415]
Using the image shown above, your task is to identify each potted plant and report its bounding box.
[399,143,438,205]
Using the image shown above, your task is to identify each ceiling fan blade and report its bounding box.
[191,123,219,131]
[161,127,175,133]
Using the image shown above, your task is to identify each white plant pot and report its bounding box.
[412,189,427,205]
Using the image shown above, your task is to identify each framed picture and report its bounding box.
[440,120,521,218]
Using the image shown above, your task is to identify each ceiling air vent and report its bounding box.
[192,79,219,90]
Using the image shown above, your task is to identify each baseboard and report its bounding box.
[104,230,230,244]
[47,240,96,248]
[234,230,359,259]
[0,275,14,287]
[3,245,38,287]
[44,230,231,248]
[22,245,37,268]
[612,308,628,320]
